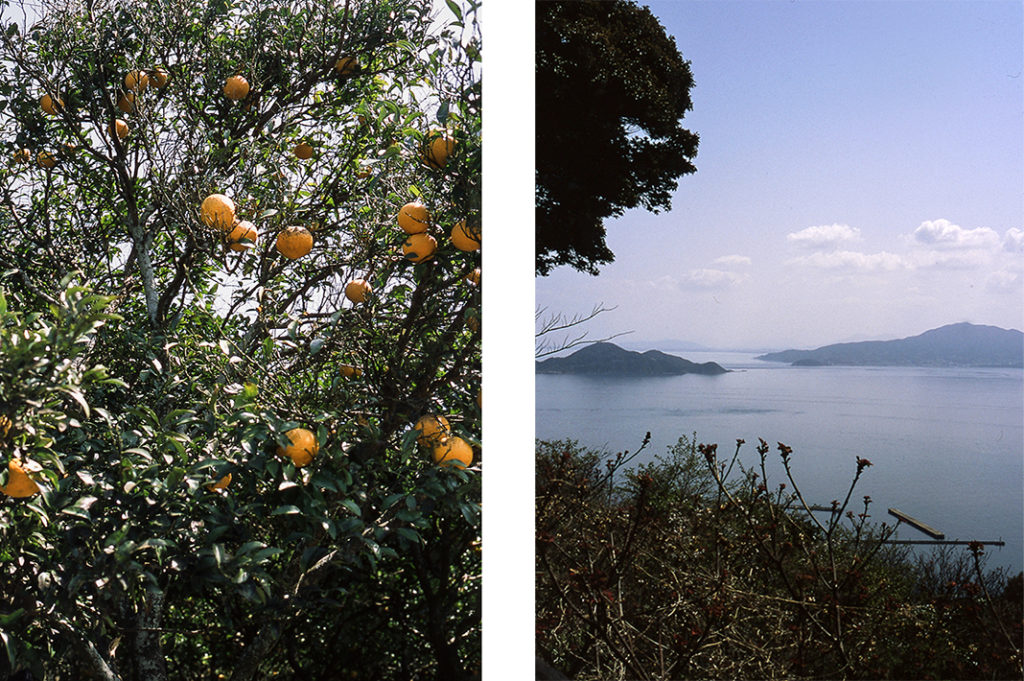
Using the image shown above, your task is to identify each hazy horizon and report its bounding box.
[535,0,1024,351]
[616,319,1024,354]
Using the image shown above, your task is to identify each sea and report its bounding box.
[536,352,1024,575]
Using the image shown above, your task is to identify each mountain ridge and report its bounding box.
[756,322,1023,368]
[536,342,729,376]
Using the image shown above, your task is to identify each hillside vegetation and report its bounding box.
[757,323,1023,368]
[536,435,1023,680]
[536,343,727,376]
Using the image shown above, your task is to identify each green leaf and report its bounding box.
[59,387,90,417]
[237,541,266,556]
[61,506,91,520]
[0,628,14,668]
[459,501,479,524]
[396,527,420,544]
[165,467,184,490]
[341,498,361,516]
[271,504,301,516]
[252,547,283,563]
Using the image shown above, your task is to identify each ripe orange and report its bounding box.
[206,473,232,491]
[432,436,473,468]
[151,67,169,88]
[423,132,456,169]
[397,202,430,234]
[344,279,372,303]
[339,364,362,378]
[465,268,481,285]
[36,151,56,169]
[125,70,149,92]
[40,94,63,115]
[117,92,136,114]
[451,221,480,251]
[335,56,358,76]
[276,226,313,259]
[224,75,250,100]
[227,220,258,251]
[277,427,319,467]
[200,193,236,230]
[0,459,40,498]
[111,119,129,139]
[12,149,31,164]
[294,142,314,159]
[414,414,450,446]
[402,233,437,263]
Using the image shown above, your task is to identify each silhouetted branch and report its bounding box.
[535,303,632,359]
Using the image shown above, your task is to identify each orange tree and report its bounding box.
[0,0,481,678]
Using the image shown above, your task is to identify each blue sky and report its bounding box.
[535,0,1023,350]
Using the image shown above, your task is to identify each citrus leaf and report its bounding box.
[271,504,301,516]
[396,527,420,543]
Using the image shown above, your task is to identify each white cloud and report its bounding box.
[908,249,993,270]
[787,250,906,271]
[711,254,752,267]
[911,219,1000,250]
[1003,228,1024,253]
[675,269,749,290]
[986,270,1021,293]
[787,223,862,250]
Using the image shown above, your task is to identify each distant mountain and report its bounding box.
[756,323,1023,368]
[536,342,729,376]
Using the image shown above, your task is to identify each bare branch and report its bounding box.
[535,303,632,359]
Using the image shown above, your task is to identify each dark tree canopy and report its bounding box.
[536,0,699,275]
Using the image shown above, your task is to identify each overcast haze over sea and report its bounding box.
[536,352,1024,574]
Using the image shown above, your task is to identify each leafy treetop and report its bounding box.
[535,0,699,275]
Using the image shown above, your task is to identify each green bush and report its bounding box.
[537,436,1023,680]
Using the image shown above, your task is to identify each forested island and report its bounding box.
[536,342,728,376]
[757,323,1023,368]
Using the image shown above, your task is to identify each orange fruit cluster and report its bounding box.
[413,415,474,468]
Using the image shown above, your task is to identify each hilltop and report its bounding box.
[756,322,1023,368]
[536,342,728,376]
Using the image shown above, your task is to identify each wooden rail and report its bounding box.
[797,505,1000,547]
[883,539,1005,546]
[887,507,944,539]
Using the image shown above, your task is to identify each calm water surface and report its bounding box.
[536,353,1024,573]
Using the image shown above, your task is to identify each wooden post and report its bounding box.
[883,539,1004,546]
[888,507,944,540]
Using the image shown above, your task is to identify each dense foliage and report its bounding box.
[0,0,481,678]
[535,0,699,275]
[537,436,1023,680]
